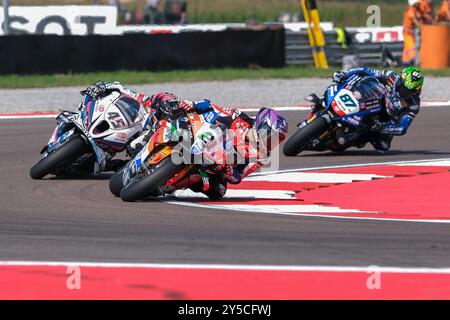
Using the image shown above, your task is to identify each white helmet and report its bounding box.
[408,0,420,5]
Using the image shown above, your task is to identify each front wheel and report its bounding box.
[30,135,87,179]
[283,116,329,156]
[109,166,127,197]
[120,158,184,202]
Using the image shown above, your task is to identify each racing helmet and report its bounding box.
[150,92,181,118]
[397,67,424,97]
[254,108,288,153]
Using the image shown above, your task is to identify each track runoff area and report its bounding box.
[1,100,450,300]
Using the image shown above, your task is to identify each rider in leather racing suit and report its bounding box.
[84,82,288,199]
[166,100,288,199]
[83,81,192,170]
[308,67,424,152]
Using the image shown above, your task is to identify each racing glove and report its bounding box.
[83,81,127,100]
[332,71,347,84]
[83,81,108,99]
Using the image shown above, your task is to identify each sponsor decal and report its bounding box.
[116,132,126,141]
[343,116,360,126]
[353,90,362,100]
[350,26,404,43]
[203,111,217,123]
[0,6,117,36]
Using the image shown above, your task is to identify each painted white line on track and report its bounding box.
[188,203,368,214]
[1,260,450,274]
[175,189,296,200]
[0,114,57,120]
[169,198,450,224]
[170,158,450,224]
[396,160,450,167]
[252,158,450,177]
[246,172,389,183]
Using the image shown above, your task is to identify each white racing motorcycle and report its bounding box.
[30,91,147,179]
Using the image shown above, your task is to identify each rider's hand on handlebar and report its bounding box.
[83,81,107,99]
[332,71,346,84]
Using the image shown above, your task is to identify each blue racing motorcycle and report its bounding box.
[283,75,385,156]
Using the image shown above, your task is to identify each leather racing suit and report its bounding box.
[332,67,421,151]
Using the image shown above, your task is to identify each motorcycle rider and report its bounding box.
[307,67,424,152]
[177,100,288,199]
[84,81,288,199]
[82,81,194,170]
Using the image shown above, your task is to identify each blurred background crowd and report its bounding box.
[8,0,450,27]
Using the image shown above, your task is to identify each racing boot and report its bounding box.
[371,133,393,153]
[189,173,227,200]
[335,129,367,149]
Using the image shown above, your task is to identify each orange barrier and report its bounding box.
[420,24,450,69]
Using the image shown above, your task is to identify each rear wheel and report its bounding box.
[283,116,329,156]
[120,158,184,202]
[30,135,87,179]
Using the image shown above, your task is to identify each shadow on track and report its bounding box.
[47,173,114,181]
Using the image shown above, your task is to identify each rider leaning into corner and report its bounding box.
[307,66,424,152]
[172,100,288,199]
[83,81,288,199]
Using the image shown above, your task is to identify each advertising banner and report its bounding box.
[0,6,117,35]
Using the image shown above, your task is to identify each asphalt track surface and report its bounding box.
[1,108,450,268]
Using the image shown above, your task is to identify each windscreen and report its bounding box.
[114,95,140,124]
[352,77,385,102]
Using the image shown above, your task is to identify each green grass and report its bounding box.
[0,67,330,88]
[0,66,448,89]
[185,0,408,27]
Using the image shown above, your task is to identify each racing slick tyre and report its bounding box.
[120,158,184,202]
[109,166,127,197]
[283,116,329,156]
[30,135,87,180]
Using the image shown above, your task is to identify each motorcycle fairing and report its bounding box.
[42,92,146,175]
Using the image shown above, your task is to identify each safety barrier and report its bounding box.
[420,25,450,69]
[0,28,285,75]
[286,30,403,67]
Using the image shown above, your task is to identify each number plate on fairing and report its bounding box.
[333,89,360,116]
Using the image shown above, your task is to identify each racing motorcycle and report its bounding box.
[283,75,385,156]
[29,91,147,179]
[109,110,236,202]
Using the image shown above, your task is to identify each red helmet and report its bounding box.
[150,92,181,117]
